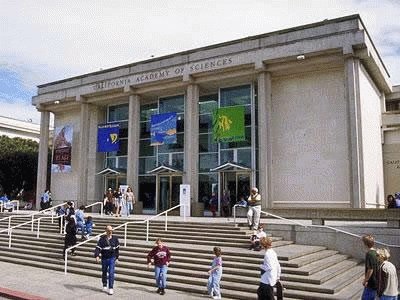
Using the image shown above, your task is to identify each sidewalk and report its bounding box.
[0,262,205,300]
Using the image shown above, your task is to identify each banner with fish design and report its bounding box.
[97,123,120,152]
[150,112,177,146]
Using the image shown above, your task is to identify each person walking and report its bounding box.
[94,225,120,296]
[257,237,281,300]
[361,234,379,300]
[75,205,86,239]
[124,186,135,217]
[221,190,230,217]
[147,238,171,295]
[376,248,398,300]
[247,187,262,230]
[63,216,77,259]
[207,246,223,300]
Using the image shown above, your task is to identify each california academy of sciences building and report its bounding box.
[32,15,400,216]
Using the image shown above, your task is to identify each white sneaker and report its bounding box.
[108,288,114,295]
[102,286,107,292]
[212,296,221,299]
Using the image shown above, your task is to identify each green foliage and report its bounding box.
[0,135,39,196]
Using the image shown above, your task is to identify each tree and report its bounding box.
[0,135,40,199]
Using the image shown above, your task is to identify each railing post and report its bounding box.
[64,250,68,274]
[101,202,104,217]
[165,212,168,232]
[51,211,54,224]
[31,214,34,232]
[37,219,41,238]
[8,217,11,235]
[233,205,237,227]
[124,224,127,247]
[8,228,12,248]
[146,220,149,242]
[60,215,64,234]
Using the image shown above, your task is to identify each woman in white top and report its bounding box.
[258,236,281,300]
[124,186,135,217]
[376,248,398,299]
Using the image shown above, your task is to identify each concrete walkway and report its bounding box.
[0,261,206,300]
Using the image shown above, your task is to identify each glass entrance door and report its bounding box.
[158,175,182,213]
[220,172,251,214]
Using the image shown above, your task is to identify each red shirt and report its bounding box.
[147,245,171,266]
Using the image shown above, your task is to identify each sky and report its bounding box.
[0,0,399,124]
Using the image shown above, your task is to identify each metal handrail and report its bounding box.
[0,214,64,248]
[232,205,400,248]
[0,202,68,234]
[84,201,103,217]
[64,203,187,274]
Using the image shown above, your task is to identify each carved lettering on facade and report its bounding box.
[92,56,234,92]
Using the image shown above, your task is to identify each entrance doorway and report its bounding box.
[158,175,182,213]
[220,172,250,212]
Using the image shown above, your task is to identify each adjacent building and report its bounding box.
[32,15,392,215]
[0,116,40,142]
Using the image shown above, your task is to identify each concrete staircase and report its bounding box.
[0,214,364,299]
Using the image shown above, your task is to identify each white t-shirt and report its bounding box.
[260,248,281,286]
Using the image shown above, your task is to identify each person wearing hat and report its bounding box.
[247,187,261,230]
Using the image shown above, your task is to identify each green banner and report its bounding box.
[212,106,245,142]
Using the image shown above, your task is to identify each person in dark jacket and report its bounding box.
[94,225,120,296]
[63,216,77,259]
[147,238,171,295]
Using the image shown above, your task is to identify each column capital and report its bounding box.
[124,86,139,95]
[182,73,195,83]
[76,95,87,102]
[254,60,268,73]
[36,104,50,112]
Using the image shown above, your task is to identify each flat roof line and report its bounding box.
[37,14,361,88]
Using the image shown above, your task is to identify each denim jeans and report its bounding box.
[380,296,397,300]
[126,202,133,216]
[361,287,377,300]
[207,273,221,297]
[154,265,168,288]
[102,257,116,289]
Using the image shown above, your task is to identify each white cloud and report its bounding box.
[0,99,41,124]
[0,0,399,95]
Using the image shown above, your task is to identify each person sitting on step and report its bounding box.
[249,225,267,251]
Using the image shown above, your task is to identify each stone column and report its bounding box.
[36,110,50,209]
[184,83,200,215]
[257,71,272,209]
[77,99,90,206]
[345,57,364,208]
[127,94,141,213]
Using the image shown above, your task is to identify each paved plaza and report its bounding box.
[0,261,206,300]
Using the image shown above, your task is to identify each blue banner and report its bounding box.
[97,123,120,152]
[150,112,177,146]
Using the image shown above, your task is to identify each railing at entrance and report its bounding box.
[232,205,400,249]
[64,203,188,274]
[84,201,103,217]
[0,202,68,235]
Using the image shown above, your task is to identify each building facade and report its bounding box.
[0,116,41,142]
[32,15,391,215]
